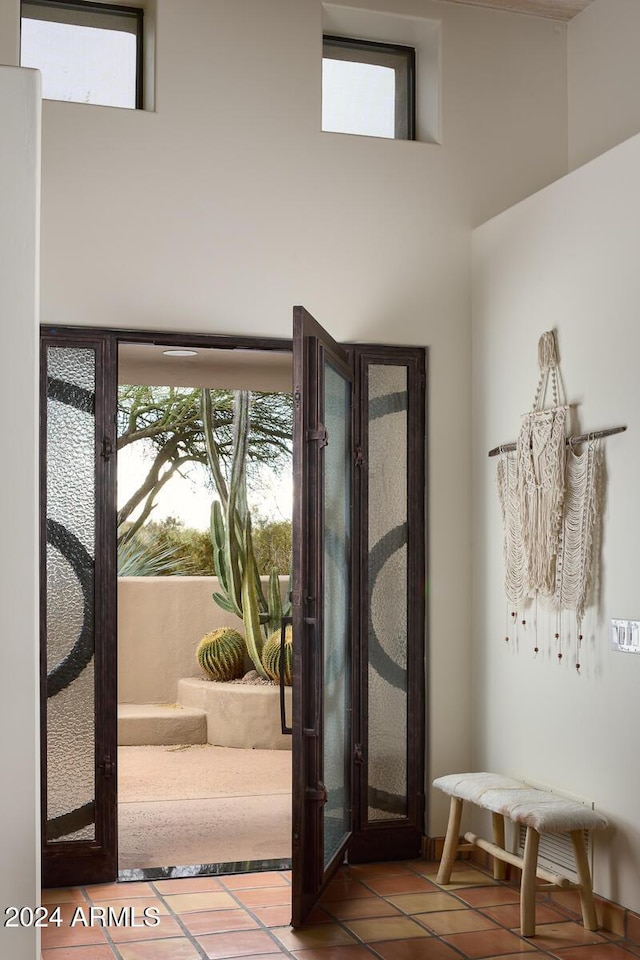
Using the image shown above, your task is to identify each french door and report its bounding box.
[291,307,355,925]
[40,317,426,904]
[291,310,427,924]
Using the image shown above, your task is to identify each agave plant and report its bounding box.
[117,535,186,577]
[202,389,291,680]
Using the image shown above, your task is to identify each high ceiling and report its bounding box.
[439,0,592,20]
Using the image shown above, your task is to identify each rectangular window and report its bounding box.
[21,0,143,109]
[322,35,415,140]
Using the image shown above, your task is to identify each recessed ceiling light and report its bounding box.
[162,349,198,357]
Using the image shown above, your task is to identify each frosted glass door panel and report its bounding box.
[322,360,352,868]
[367,364,408,821]
[45,346,96,842]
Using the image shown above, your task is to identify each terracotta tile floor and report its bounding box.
[40,860,640,960]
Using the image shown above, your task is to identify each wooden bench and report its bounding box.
[433,772,609,937]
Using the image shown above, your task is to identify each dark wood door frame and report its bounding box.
[40,323,427,889]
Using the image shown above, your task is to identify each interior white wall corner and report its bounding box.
[0,64,41,960]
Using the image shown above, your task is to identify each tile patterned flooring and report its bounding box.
[40,860,640,960]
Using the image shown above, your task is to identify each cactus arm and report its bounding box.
[212,592,236,614]
[241,518,269,679]
[200,388,229,511]
[228,391,250,526]
[267,569,283,635]
[224,504,245,616]
[210,500,229,591]
[282,573,292,619]
[210,499,243,618]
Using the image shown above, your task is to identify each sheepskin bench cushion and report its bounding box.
[433,772,609,938]
[434,772,608,833]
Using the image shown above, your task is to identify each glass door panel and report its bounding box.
[348,347,426,864]
[367,363,408,822]
[322,360,351,868]
[41,331,118,887]
[45,346,97,842]
[291,307,354,926]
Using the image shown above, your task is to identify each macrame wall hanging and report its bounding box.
[490,331,625,670]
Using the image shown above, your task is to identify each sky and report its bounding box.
[118,442,293,531]
[20,17,137,108]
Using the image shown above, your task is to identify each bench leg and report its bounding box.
[437,796,463,884]
[571,830,598,931]
[491,813,507,880]
[520,826,540,937]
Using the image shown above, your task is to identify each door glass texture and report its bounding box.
[322,359,352,867]
[367,364,408,821]
[45,346,97,841]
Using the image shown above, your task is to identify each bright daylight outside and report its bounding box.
[322,58,396,138]
[116,347,294,876]
[21,15,138,108]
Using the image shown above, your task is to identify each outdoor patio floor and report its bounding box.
[40,859,640,959]
[118,744,292,870]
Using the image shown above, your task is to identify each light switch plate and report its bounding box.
[611,619,640,653]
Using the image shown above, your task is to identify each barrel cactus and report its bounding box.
[262,624,293,686]
[196,628,245,682]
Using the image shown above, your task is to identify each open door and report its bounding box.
[291,307,355,926]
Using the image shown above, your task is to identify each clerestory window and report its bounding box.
[322,35,415,140]
[20,0,143,109]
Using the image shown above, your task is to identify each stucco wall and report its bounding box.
[472,132,640,913]
[118,576,284,704]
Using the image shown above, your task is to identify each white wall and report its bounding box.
[568,0,640,170]
[1,0,571,902]
[472,132,640,912]
[0,66,41,960]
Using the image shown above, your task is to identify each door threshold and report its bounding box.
[118,857,292,882]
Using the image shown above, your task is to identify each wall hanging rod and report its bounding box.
[488,425,627,458]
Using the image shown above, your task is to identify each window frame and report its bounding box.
[322,34,416,141]
[21,0,144,110]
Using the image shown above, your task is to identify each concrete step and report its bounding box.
[118,703,208,746]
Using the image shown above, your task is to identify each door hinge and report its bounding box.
[101,436,114,461]
[98,756,115,778]
[307,425,328,447]
[306,783,328,804]
[354,743,364,765]
[354,446,364,467]
[294,388,301,409]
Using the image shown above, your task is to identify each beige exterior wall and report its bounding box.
[118,576,287,704]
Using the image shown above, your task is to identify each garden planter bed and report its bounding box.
[178,677,292,750]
